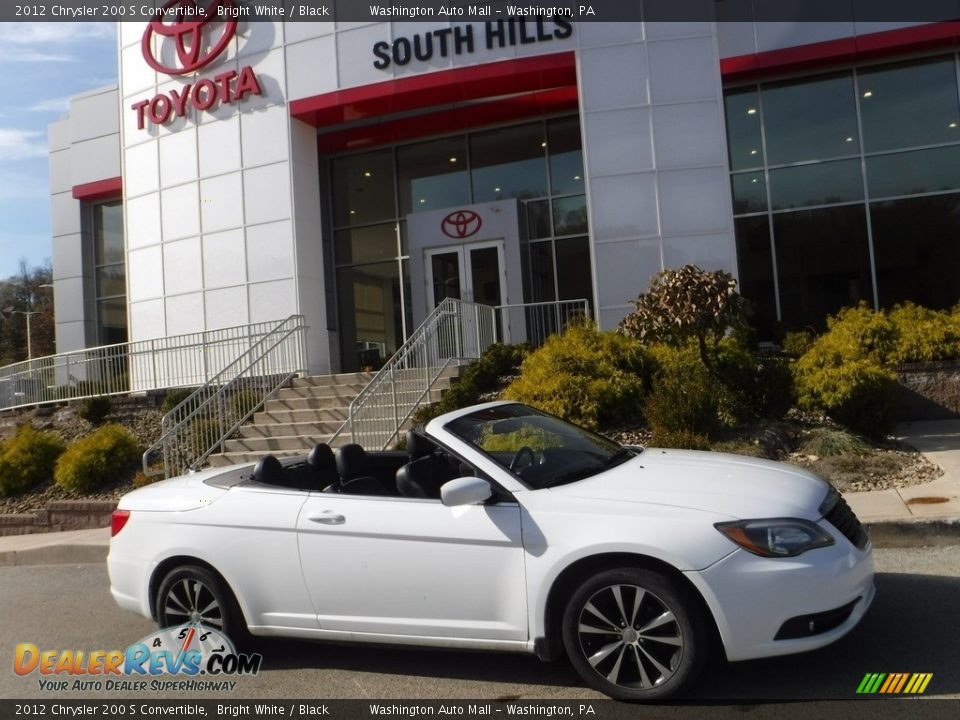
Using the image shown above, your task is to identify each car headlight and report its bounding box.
[714,518,835,558]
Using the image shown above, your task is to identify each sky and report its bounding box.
[0,22,118,279]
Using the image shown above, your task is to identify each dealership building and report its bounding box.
[49,15,960,375]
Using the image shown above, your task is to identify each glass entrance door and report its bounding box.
[426,241,508,352]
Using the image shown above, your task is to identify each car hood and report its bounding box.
[117,465,246,512]
[548,449,830,521]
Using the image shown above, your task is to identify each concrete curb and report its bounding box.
[865,516,960,548]
[0,543,108,567]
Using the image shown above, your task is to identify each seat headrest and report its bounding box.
[307,443,335,469]
[336,443,370,481]
[406,430,435,459]
[252,454,284,484]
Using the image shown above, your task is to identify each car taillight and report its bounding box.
[111,509,130,537]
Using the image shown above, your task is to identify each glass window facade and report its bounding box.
[330,116,591,372]
[93,200,127,345]
[725,54,960,336]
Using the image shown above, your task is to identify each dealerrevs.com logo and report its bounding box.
[14,623,261,693]
[132,0,263,130]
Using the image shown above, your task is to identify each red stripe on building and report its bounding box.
[72,177,122,201]
[291,52,578,151]
[721,22,960,83]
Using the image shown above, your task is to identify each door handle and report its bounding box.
[307,511,345,525]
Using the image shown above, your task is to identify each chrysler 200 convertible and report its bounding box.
[108,401,874,700]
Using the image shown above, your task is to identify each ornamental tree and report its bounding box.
[619,265,750,371]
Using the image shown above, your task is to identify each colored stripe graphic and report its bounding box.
[857,672,932,694]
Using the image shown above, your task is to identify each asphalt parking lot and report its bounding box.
[1,545,958,705]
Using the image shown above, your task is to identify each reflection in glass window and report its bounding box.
[93,201,126,345]
[552,195,587,236]
[397,137,470,216]
[768,159,863,210]
[871,194,960,309]
[555,236,593,302]
[335,223,399,265]
[547,116,585,195]
[731,172,767,214]
[762,74,859,165]
[773,205,872,330]
[859,57,960,153]
[528,241,556,302]
[525,200,551,239]
[336,262,404,371]
[724,88,764,171]
[471,123,548,201]
[331,150,396,227]
[866,145,960,199]
[733,216,776,336]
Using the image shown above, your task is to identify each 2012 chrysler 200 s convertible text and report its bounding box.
[108,401,874,700]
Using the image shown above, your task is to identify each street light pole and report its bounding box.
[13,311,41,359]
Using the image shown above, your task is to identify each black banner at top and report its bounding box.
[4,0,960,23]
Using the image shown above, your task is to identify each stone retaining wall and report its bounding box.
[0,500,117,536]
[895,362,960,421]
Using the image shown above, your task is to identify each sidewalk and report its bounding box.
[1,420,959,565]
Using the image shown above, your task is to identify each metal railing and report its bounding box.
[0,319,293,412]
[142,315,307,478]
[335,298,591,451]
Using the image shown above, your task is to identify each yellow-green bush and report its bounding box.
[782,330,815,358]
[644,344,721,444]
[794,357,896,437]
[0,426,65,496]
[504,324,650,430]
[887,302,960,364]
[54,424,140,493]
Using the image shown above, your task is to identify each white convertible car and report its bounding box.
[109,401,874,700]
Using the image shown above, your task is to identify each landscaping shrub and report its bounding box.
[412,343,530,426]
[782,330,815,358]
[644,344,720,444]
[802,428,869,458]
[54,424,140,493]
[0,425,65,497]
[78,395,113,424]
[504,325,651,429]
[161,388,195,414]
[794,357,896,437]
[620,264,750,371]
[887,302,960,364]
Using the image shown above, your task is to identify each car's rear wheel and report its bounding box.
[155,565,248,643]
[561,568,707,701]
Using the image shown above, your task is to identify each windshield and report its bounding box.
[445,404,638,489]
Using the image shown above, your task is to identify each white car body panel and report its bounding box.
[295,493,527,640]
[109,400,875,670]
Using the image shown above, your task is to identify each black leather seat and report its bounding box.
[332,444,388,496]
[307,442,337,490]
[252,454,284,485]
[406,430,436,460]
[396,454,458,499]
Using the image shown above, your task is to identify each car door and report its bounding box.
[295,491,527,641]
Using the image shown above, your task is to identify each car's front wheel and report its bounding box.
[155,565,248,643]
[561,568,707,701]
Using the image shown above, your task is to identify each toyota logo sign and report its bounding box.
[441,211,483,239]
[142,0,238,76]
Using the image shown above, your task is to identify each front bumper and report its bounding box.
[685,524,875,662]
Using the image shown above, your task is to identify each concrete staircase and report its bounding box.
[206,367,458,467]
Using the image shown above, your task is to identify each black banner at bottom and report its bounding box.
[1,700,959,720]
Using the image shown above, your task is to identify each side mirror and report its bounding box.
[441,476,492,507]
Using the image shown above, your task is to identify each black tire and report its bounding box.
[561,568,708,701]
[155,565,249,645]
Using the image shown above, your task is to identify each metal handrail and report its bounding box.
[142,315,307,478]
[0,318,288,412]
[334,298,591,451]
